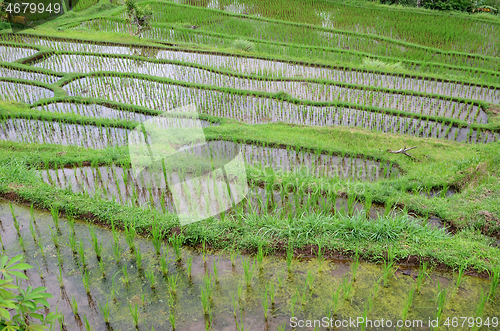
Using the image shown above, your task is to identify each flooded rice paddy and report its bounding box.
[62,76,499,144]
[32,102,217,128]
[37,139,399,210]
[1,200,498,330]
[0,44,37,62]
[3,33,498,103]
[36,54,487,124]
[0,66,61,84]
[0,80,54,104]
[0,116,218,149]
[0,118,129,149]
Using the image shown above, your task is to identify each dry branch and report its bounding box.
[388,146,417,159]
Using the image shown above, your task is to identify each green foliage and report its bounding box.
[422,0,473,12]
[125,0,153,37]
[362,57,405,71]
[0,254,60,330]
[232,39,255,52]
[73,0,100,12]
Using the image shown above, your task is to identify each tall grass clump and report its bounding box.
[362,57,404,71]
[232,39,255,52]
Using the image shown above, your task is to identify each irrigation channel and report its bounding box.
[1,200,498,331]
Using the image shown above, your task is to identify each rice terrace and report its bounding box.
[0,0,500,330]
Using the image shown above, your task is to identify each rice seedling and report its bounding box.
[231,293,238,317]
[416,262,428,293]
[18,236,26,253]
[67,213,75,235]
[186,256,193,279]
[212,259,219,284]
[160,253,169,276]
[256,243,264,271]
[29,203,36,225]
[289,288,300,318]
[111,272,119,303]
[381,249,396,287]
[169,303,176,330]
[51,206,60,231]
[129,302,139,328]
[230,247,238,267]
[316,242,324,272]
[83,315,92,331]
[200,284,211,315]
[87,226,102,261]
[56,267,64,288]
[170,234,183,262]
[305,270,315,293]
[98,301,111,325]
[9,203,21,236]
[351,253,360,282]
[124,222,137,253]
[70,295,79,317]
[261,288,269,320]
[402,286,415,321]
[134,246,143,270]
[168,273,179,296]
[435,282,446,323]
[488,264,500,300]
[29,218,37,243]
[476,289,488,318]
[242,258,255,288]
[151,220,164,256]
[112,236,122,263]
[68,231,77,255]
[82,271,91,295]
[78,241,86,268]
[267,282,276,306]
[146,268,157,290]
[122,265,130,285]
[49,227,59,248]
[276,270,284,288]
[37,238,45,258]
[455,265,466,290]
[98,258,106,277]
[341,275,354,302]
[201,240,208,265]
[286,242,293,272]
[237,283,244,302]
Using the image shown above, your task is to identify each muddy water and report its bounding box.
[63,76,500,144]
[0,66,61,84]
[37,54,486,124]
[1,200,498,330]
[0,80,54,104]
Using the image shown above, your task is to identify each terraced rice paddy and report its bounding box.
[0,80,54,103]
[0,44,38,62]
[0,0,499,330]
